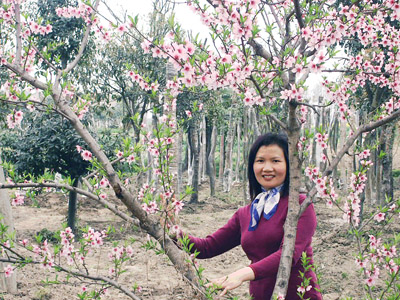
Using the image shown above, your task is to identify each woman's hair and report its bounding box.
[247,132,290,201]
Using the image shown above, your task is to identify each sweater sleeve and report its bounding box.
[249,195,317,279]
[188,209,242,259]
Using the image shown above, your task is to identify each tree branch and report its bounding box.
[63,0,100,74]
[293,0,305,29]
[248,38,272,61]
[0,257,141,300]
[301,109,400,213]
[14,3,22,66]
[4,62,48,90]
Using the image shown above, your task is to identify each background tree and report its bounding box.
[0,110,91,231]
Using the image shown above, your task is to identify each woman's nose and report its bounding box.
[262,162,272,171]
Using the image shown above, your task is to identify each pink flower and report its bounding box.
[374,212,385,222]
[365,276,376,287]
[127,154,135,164]
[185,110,192,117]
[76,145,82,153]
[4,265,13,277]
[19,239,28,247]
[99,177,109,188]
[173,200,184,214]
[117,24,127,33]
[81,150,92,161]
[11,192,24,206]
[297,286,305,293]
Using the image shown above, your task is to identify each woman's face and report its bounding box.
[253,144,287,190]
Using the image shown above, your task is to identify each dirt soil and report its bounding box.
[0,183,382,300]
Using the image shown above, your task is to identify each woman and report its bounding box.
[187,133,322,300]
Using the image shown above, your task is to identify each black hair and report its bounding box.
[247,132,290,201]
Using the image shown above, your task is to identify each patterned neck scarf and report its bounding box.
[248,184,283,231]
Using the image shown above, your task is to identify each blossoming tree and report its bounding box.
[1,0,400,299]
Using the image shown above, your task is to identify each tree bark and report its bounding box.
[218,130,225,186]
[242,108,250,205]
[165,62,179,193]
[235,120,241,183]
[223,110,235,192]
[198,115,207,185]
[0,158,17,294]
[177,129,184,198]
[250,107,261,137]
[67,177,79,232]
[381,123,395,202]
[189,126,200,203]
[208,120,217,196]
[376,129,385,205]
[272,101,301,298]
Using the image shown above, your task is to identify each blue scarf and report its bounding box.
[248,185,283,231]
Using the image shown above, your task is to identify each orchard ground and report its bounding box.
[1,180,399,300]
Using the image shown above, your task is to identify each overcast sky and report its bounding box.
[100,0,209,39]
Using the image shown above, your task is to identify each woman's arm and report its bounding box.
[188,209,242,258]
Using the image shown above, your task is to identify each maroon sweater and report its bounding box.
[189,194,322,300]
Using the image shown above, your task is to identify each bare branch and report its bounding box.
[0,257,141,300]
[267,113,288,130]
[63,0,101,74]
[32,45,58,72]
[293,100,334,115]
[248,38,272,61]
[301,109,400,213]
[293,0,305,29]
[4,62,48,90]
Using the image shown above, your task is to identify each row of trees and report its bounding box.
[0,0,400,299]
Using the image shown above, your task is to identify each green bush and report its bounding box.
[393,169,400,178]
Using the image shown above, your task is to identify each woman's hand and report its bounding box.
[206,267,255,297]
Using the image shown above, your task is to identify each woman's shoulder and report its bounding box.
[236,203,252,216]
[281,193,307,203]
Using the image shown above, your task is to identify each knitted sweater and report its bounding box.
[189,194,322,300]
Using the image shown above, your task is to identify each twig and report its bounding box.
[0,256,141,300]
[301,109,400,213]
[63,0,101,74]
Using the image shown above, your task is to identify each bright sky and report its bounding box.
[100,0,209,40]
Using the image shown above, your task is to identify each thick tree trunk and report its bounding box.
[223,111,235,192]
[187,132,193,186]
[198,115,207,185]
[272,102,301,298]
[381,123,395,202]
[189,126,200,203]
[0,158,17,294]
[250,107,260,137]
[242,108,250,204]
[218,130,225,186]
[376,129,385,205]
[67,177,79,232]
[177,129,184,198]
[235,120,241,182]
[208,120,217,196]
